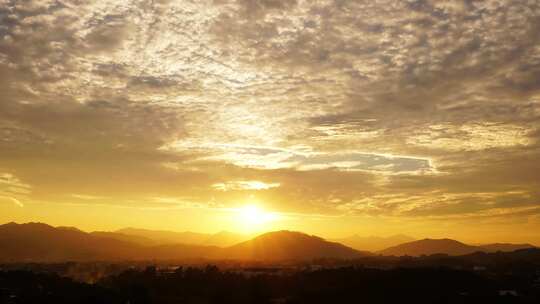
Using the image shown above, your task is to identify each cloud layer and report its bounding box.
[1,0,539,234]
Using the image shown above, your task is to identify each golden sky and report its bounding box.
[1,0,540,244]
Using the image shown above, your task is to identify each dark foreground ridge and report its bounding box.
[1,263,540,304]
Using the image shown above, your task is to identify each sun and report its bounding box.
[236,204,279,231]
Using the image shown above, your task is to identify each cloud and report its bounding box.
[289,152,433,174]
[0,172,30,207]
[212,180,281,191]
[406,122,533,151]
[70,194,108,200]
[0,0,539,227]
[0,173,30,194]
[162,139,433,173]
[0,196,24,207]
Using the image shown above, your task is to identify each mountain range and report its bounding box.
[227,230,368,260]
[114,228,249,247]
[0,222,367,262]
[0,222,536,262]
[379,238,536,256]
[333,234,416,252]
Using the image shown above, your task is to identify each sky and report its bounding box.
[1,0,540,244]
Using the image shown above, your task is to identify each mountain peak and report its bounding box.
[380,238,479,256]
[57,226,84,233]
[226,230,366,261]
[1,221,54,229]
[333,233,416,251]
[256,230,321,239]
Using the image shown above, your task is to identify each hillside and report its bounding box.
[478,243,536,253]
[116,228,210,245]
[0,222,220,262]
[224,230,368,261]
[334,234,415,251]
[204,231,250,247]
[0,222,137,262]
[379,238,480,256]
[90,231,158,246]
[116,228,248,247]
[379,237,538,257]
[0,223,366,262]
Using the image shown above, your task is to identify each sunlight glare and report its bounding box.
[236,204,279,231]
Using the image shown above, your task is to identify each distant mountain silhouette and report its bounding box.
[478,243,536,253]
[116,228,210,245]
[2,222,535,262]
[334,234,415,251]
[0,223,367,262]
[380,238,481,256]
[116,228,248,247]
[89,231,158,246]
[224,230,369,260]
[0,222,140,262]
[0,222,226,262]
[379,238,537,256]
[204,231,249,247]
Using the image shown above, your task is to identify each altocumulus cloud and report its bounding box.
[0,0,539,220]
